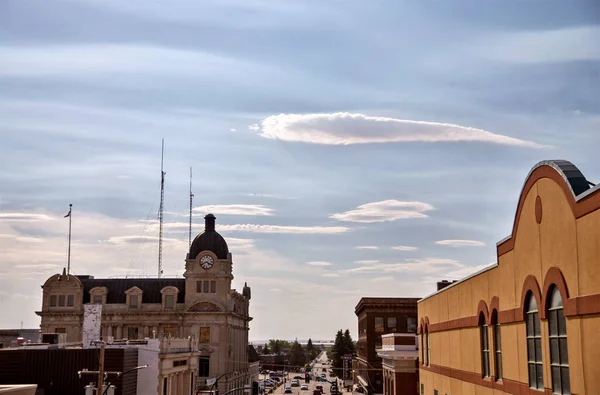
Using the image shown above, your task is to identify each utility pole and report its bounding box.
[98,342,105,394]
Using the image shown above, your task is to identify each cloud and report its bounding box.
[307,261,333,266]
[391,246,418,251]
[194,204,274,216]
[371,276,394,282]
[270,288,283,293]
[14,264,61,270]
[230,128,237,132]
[250,112,543,147]
[249,124,260,131]
[347,258,463,274]
[355,246,379,250]
[106,235,181,245]
[444,263,496,280]
[0,213,54,222]
[226,238,255,250]
[322,273,340,278]
[480,26,600,64]
[354,260,379,265]
[330,200,434,223]
[218,224,350,234]
[435,239,485,247]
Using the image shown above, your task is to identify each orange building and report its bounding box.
[417,160,600,395]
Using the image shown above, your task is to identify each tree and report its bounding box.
[330,329,355,378]
[268,339,291,355]
[289,339,307,367]
[307,338,318,361]
[262,344,271,354]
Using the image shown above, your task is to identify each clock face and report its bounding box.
[200,255,214,269]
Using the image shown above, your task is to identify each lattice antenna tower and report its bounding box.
[158,139,165,278]
[189,166,194,248]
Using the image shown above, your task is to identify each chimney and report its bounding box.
[437,280,455,291]
[205,214,216,231]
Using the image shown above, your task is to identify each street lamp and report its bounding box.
[209,371,239,395]
[102,365,148,395]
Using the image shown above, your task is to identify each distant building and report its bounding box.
[418,160,600,395]
[0,337,199,395]
[35,214,253,394]
[354,297,419,395]
[0,329,39,349]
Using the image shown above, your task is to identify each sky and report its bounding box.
[0,0,599,341]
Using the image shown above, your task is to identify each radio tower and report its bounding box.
[158,139,165,278]
[189,167,194,248]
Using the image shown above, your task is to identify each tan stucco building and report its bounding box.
[36,214,253,393]
[418,160,600,395]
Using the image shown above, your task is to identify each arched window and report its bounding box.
[491,310,502,381]
[479,313,490,377]
[526,293,544,389]
[421,331,425,365]
[548,287,570,394]
[426,329,430,366]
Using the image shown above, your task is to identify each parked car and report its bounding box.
[284,387,292,394]
[301,385,309,390]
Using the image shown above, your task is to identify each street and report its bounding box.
[263,352,340,395]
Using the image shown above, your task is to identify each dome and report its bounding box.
[189,214,229,260]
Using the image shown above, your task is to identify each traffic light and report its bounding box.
[305,373,310,383]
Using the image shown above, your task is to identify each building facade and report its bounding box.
[376,334,419,395]
[354,298,419,395]
[418,160,600,395]
[36,214,253,393]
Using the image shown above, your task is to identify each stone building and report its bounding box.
[354,297,419,395]
[36,214,253,393]
[418,160,600,395]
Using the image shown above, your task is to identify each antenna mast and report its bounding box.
[189,167,194,248]
[158,139,165,278]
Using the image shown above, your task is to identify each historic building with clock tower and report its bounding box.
[36,214,253,394]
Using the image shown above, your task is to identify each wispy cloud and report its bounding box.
[391,246,418,251]
[444,263,496,280]
[194,204,274,216]
[347,258,462,274]
[355,246,379,250]
[322,273,340,278]
[330,200,434,223]
[250,112,543,147]
[371,276,394,282]
[0,213,54,222]
[307,261,333,266]
[14,264,61,270]
[219,224,350,234]
[354,260,379,265]
[105,235,181,245]
[435,239,485,247]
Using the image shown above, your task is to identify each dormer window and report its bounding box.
[89,286,108,305]
[125,286,143,309]
[161,286,179,310]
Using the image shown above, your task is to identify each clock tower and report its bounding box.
[184,213,233,309]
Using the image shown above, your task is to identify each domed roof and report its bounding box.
[189,214,229,260]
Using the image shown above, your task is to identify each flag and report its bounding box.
[64,209,71,218]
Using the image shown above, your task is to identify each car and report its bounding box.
[315,385,324,393]
[321,374,326,377]
[284,387,292,394]
[291,381,300,387]
[294,376,303,380]
[301,385,309,390]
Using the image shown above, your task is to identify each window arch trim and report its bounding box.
[518,275,543,320]
[542,267,575,317]
[477,300,490,325]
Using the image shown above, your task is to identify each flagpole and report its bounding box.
[67,203,72,278]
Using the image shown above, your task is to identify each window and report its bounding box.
[480,315,490,377]
[128,327,139,340]
[129,294,138,308]
[198,356,210,377]
[58,295,65,307]
[426,331,430,366]
[210,280,216,293]
[164,327,176,337]
[526,293,544,389]
[421,333,425,365]
[420,383,424,395]
[203,280,209,293]
[173,360,187,367]
[50,295,57,307]
[375,335,382,350]
[163,377,168,395]
[165,295,175,310]
[407,317,417,333]
[67,295,74,307]
[387,317,397,330]
[492,312,502,381]
[93,295,103,304]
[190,372,194,395]
[199,327,211,343]
[197,280,202,293]
[55,327,66,334]
[374,317,384,333]
[548,287,570,394]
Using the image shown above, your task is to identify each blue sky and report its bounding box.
[0,0,598,340]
